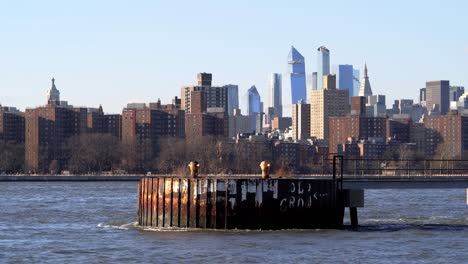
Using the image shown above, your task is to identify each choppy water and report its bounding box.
[1,182,468,263]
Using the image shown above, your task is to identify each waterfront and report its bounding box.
[1,182,468,263]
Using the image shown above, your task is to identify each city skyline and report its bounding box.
[0,1,467,115]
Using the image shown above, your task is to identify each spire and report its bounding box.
[358,63,373,97]
[46,77,60,105]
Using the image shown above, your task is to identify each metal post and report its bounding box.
[333,156,336,181]
[350,207,358,227]
[354,159,357,176]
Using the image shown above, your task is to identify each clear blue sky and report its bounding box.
[0,0,466,114]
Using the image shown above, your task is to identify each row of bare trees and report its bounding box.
[1,133,467,175]
[0,141,24,174]
[61,135,292,175]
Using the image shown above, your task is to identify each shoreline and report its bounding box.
[0,175,143,181]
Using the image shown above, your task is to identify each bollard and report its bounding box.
[259,161,271,179]
[188,161,200,178]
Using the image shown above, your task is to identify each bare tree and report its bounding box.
[0,141,24,174]
[65,134,123,174]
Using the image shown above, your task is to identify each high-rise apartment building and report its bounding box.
[122,99,185,169]
[333,64,354,100]
[271,117,292,131]
[228,109,251,138]
[317,46,330,90]
[87,105,122,139]
[181,73,228,114]
[185,90,228,141]
[425,80,450,114]
[422,113,468,158]
[288,46,307,104]
[269,73,282,118]
[25,79,88,172]
[0,106,24,143]
[328,116,387,154]
[292,101,310,141]
[197,72,212,86]
[350,96,366,116]
[310,74,349,141]
[387,117,412,143]
[25,105,88,172]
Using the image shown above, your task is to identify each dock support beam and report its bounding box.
[350,207,358,227]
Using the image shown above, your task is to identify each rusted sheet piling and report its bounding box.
[137,177,345,229]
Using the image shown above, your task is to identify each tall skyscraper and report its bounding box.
[366,95,386,117]
[449,86,465,102]
[358,63,373,97]
[247,85,261,131]
[317,46,330,90]
[419,88,427,105]
[426,80,450,115]
[224,84,239,116]
[310,74,349,140]
[292,100,310,141]
[333,64,354,100]
[287,46,306,104]
[312,72,318,90]
[353,69,360,97]
[269,73,282,118]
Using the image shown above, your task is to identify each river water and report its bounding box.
[1,182,468,263]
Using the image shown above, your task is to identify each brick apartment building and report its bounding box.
[421,112,468,158]
[0,106,24,143]
[87,105,122,139]
[25,104,88,172]
[328,115,387,155]
[185,90,228,141]
[122,98,185,170]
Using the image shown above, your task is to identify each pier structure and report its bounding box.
[137,157,366,229]
[137,176,348,229]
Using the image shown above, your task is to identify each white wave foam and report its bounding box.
[97,222,138,230]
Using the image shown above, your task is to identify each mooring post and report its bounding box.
[188,161,200,178]
[350,207,358,227]
[259,161,271,179]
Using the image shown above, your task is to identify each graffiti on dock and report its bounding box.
[279,181,330,212]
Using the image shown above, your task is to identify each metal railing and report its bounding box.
[312,158,468,177]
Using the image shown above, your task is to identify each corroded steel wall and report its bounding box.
[138,177,344,229]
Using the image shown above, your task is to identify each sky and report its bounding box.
[0,0,467,114]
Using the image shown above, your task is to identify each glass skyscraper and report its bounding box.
[224,84,239,116]
[247,85,261,132]
[317,46,330,90]
[288,46,306,104]
[353,69,360,97]
[333,64,354,100]
[269,73,282,117]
